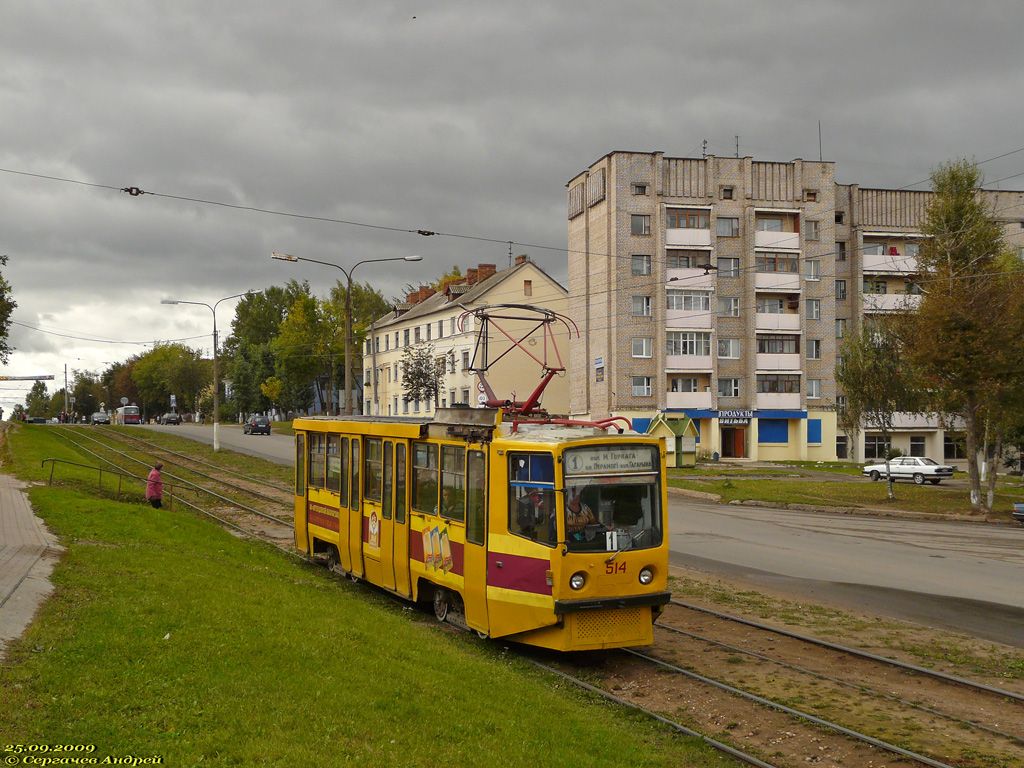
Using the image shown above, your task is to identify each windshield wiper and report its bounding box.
[605,528,649,563]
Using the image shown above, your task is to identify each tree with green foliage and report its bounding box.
[400,343,443,407]
[25,381,48,417]
[271,293,326,414]
[326,280,392,413]
[0,254,17,364]
[896,160,1024,513]
[837,321,922,500]
[132,344,209,414]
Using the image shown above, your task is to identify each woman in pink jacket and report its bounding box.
[146,463,164,508]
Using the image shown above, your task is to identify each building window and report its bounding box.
[631,376,652,397]
[523,279,532,296]
[669,376,698,392]
[835,211,845,224]
[385,335,390,351]
[461,350,470,370]
[807,379,821,399]
[717,296,740,317]
[756,374,801,393]
[631,254,652,276]
[837,241,847,261]
[450,318,456,335]
[756,253,798,273]
[720,186,734,200]
[403,329,410,347]
[461,387,470,404]
[717,378,740,397]
[906,242,921,258]
[631,214,651,235]
[757,216,783,232]
[807,339,821,360]
[756,297,784,314]
[757,335,799,354]
[631,182,648,195]
[910,436,926,457]
[667,331,711,356]
[402,398,409,414]
[835,318,847,338]
[665,209,710,229]
[804,189,818,202]
[804,259,821,280]
[863,242,884,256]
[449,389,456,406]
[863,278,887,295]
[836,435,848,459]
[806,299,821,320]
[836,279,847,300]
[668,289,710,311]
[414,326,421,343]
[864,435,891,460]
[836,394,847,412]
[718,257,740,277]
[803,220,820,241]
[666,250,712,269]
[426,324,431,341]
[716,217,740,237]
[944,433,967,459]
[717,338,740,358]
[632,295,652,316]
[393,396,398,414]
[631,337,653,358]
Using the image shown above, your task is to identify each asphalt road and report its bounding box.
[144,423,1024,646]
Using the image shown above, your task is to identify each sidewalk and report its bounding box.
[0,473,63,659]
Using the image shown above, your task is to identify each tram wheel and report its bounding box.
[433,589,450,622]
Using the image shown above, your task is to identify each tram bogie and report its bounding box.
[292,408,670,651]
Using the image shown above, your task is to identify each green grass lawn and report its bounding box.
[1,425,724,767]
[668,474,1018,519]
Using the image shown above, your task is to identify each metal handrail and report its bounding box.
[41,457,175,508]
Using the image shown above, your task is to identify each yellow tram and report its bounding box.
[292,407,670,651]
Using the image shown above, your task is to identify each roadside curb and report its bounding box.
[668,486,722,502]
[727,498,993,524]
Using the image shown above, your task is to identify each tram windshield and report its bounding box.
[562,444,662,553]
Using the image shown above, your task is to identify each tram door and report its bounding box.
[294,433,307,552]
[378,440,396,591]
[462,448,488,632]
[392,442,412,597]
[347,438,364,579]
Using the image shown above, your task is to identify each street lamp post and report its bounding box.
[272,251,423,415]
[161,292,252,451]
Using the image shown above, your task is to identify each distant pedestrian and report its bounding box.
[146,463,164,509]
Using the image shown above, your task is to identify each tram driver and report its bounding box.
[516,487,556,545]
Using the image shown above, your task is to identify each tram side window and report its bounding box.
[309,433,326,488]
[326,434,342,493]
[351,439,360,512]
[340,437,349,508]
[395,444,407,524]
[440,445,465,522]
[364,438,383,501]
[295,434,305,496]
[508,452,556,546]
[466,450,486,545]
[412,442,438,514]
[382,442,393,520]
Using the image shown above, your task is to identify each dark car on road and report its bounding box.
[243,415,272,435]
[160,412,182,425]
[91,411,111,425]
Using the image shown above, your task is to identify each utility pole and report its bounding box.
[64,363,68,416]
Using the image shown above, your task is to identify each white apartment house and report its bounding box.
[363,258,570,417]
[567,151,1023,462]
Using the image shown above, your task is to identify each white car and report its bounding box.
[862,457,954,485]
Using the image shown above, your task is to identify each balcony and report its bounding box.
[754,230,800,250]
[666,228,712,248]
[666,391,714,409]
[667,267,716,289]
[755,312,801,331]
[756,353,802,371]
[755,272,800,291]
[863,252,918,274]
[665,354,712,371]
[756,392,801,409]
[862,293,922,313]
[666,308,713,328]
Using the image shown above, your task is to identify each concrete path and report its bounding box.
[0,473,63,659]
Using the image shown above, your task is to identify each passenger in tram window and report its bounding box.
[566,485,598,541]
[440,485,461,518]
[516,488,555,545]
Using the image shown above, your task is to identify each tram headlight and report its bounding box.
[569,571,587,590]
[638,567,654,585]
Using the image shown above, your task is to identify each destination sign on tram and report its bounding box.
[565,445,658,475]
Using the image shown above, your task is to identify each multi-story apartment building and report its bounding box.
[567,150,1023,463]
[363,257,569,417]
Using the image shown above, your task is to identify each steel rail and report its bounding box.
[53,428,291,527]
[70,427,291,508]
[669,599,1024,704]
[655,621,1024,746]
[624,648,958,768]
[99,426,292,494]
[525,658,780,768]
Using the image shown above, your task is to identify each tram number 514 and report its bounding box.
[605,562,627,575]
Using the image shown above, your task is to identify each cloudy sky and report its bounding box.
[3,1,1023,412]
